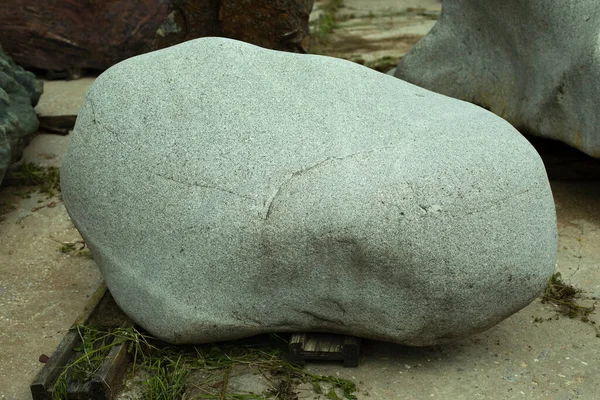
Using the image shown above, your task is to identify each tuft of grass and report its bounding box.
[5,162,61,197]
[51,326,358,400]
[59,243,78,254]
[143,355,189,400]
[310,13,339,50]
[541,272,598,337]
[313,14,338,38]
[53,325,148,400]
[542,272,593,318]
[345,55,400,73]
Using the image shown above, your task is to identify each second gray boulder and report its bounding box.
[395,0,600,157]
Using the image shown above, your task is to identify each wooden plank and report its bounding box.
[288,333,361,368]
[342,336,361,368]
[38,115,78,135]
[30,330,79,400]
[30,282,134,400]
[66,341,131,400]
[91,342,131,399]
[72,283,107,327]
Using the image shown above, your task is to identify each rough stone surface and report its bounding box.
[0,44,42,185]
[0,0,313,72]
[394,0,600,157]
[35,78,96,134]
[61,37,557,346]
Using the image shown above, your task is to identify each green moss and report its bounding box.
[58,240,93,259]
[541,272,598,337]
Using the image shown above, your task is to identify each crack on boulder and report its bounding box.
[87,98,131,150]
[263,172,293,221]
[328,298,347,315]
[155,172,256,201]
[263,156,343,220]
[87,100,256,202]
[408,188,534,218]
[231,310,262,326]
[262,148,396,221]
[89,97,97,125]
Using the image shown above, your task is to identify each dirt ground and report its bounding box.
[2,0,600,399]
[311,0,441,65]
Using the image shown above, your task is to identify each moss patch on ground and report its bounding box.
[4,162,61,197]
[539,272,598,337]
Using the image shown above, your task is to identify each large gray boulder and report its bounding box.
[394,0,600,157]
[61,37,557,346]
[0,44,42,184]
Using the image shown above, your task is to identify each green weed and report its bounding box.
[5,162,60,197]
[541,272,598,337]
[143,355,189,400]
[51,326,358,400]
[58,240,93,259]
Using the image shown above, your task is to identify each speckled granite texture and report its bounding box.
[62,38,557,345]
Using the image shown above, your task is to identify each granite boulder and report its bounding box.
[61,38,557,346]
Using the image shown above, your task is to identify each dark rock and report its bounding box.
[0,0,313,72]
[0,44,42,185]
[220,0,313,53]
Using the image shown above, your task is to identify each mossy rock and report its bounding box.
[0,43,43,185]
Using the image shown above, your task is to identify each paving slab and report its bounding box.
[34,78,95,134]
[311,0,441,62]
[0,174,102,400]
[2,79,101,398]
